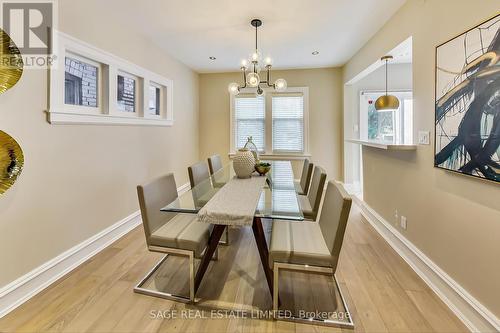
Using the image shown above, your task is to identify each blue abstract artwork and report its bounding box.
[435,14,500,183]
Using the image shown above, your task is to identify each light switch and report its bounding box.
[418,131,430,145]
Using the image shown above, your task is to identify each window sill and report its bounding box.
[346,139,417,151]
[228,152,311,160]
[46,110,173,126]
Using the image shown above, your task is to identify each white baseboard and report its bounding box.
[353,196,500,333]
[0,182,190,319]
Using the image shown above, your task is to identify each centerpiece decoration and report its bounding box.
[233,148,255,179]
[255,161,271,176]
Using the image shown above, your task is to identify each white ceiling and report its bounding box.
[100,0,407,73]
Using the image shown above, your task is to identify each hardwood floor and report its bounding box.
[0,204,468,333]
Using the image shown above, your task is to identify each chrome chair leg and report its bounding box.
[134,248,197,303]
[272,262,354,329]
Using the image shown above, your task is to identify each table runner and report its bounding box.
[197,175,267,226]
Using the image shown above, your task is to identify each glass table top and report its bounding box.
[161,160,303,221]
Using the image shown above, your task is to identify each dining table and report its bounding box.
[161,160,304,299]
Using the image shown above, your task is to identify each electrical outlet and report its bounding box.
[418,131,430,145]
[400,216,407,230]
[394,210,399,225]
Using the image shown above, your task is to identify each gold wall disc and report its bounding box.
[0,28,23,95]
[0,130,24,195]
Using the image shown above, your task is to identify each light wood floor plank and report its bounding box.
[0,204,468,333]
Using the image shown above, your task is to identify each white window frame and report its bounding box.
[48,32,173,126]
[63,52,103,115]
[229,86,310,159]
[147,81,164,119]
[115,70,141,115]
[231,92,266,152]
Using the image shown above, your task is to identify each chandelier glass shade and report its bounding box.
[228,19,287,96]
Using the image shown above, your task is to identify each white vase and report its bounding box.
[233,148,255,178]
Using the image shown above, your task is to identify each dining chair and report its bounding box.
[134,173,216,303]
[208,154,225,188]
[188,161,230,245]
[269,181,353,327]
[297,165,326,220]
[294,159,314,195]
[207,154,223,175]
[188,161,211,188]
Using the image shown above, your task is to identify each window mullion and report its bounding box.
[265,93,272,154]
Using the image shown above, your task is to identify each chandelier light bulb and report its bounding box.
[241,59,248,68]
[264,57,273,66]
[274,78,287,91]
[228,82,240,95]
[251,50,261,63]
[247,72,260,87]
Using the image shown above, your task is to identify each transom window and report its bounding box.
[49,32,174,126]
[117,72,138,113]
[64,54,100,108]
[231,87,309,156]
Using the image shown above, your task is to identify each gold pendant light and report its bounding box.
[375,55,400,111]
[0,28,24,95]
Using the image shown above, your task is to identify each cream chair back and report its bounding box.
[188,161,210,188]
[300,159,314,195]
[137,173,178,246]
[307,166,327,220]
[208,154,223,175]
[317,181,352,272]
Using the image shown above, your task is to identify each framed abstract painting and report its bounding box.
[434,13,500,183]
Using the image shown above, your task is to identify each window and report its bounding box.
[230,87,309,156]
[234,95,265,151]
[272,94,304,153]
[49,32,174,126]
[149,83,161,116]
[64,56,99,108]
[117,72,137,113]
[360,91,413,144]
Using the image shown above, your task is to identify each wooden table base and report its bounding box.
[194,217,274,298]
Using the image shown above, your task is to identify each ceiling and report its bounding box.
[98,0,407,73]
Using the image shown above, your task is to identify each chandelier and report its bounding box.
[228,19,287,96]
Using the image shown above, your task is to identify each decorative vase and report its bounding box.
[243,136,259,162]
[233,148,255,178]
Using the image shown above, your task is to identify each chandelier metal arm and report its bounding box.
[241,69,247,89]
[228,19,286,96]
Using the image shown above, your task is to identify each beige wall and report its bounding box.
[343,0,500,316]
[199,68,343,180]
[0,0,199,286]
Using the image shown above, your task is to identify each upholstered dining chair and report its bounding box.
[269,181,353,327]
[207,154,225,188]
[294,159,314,195]
[188,161,211,189]
[297,165,326,220]
[188,161,230,245]
[207,154,223,176]
[135,173,215,302]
